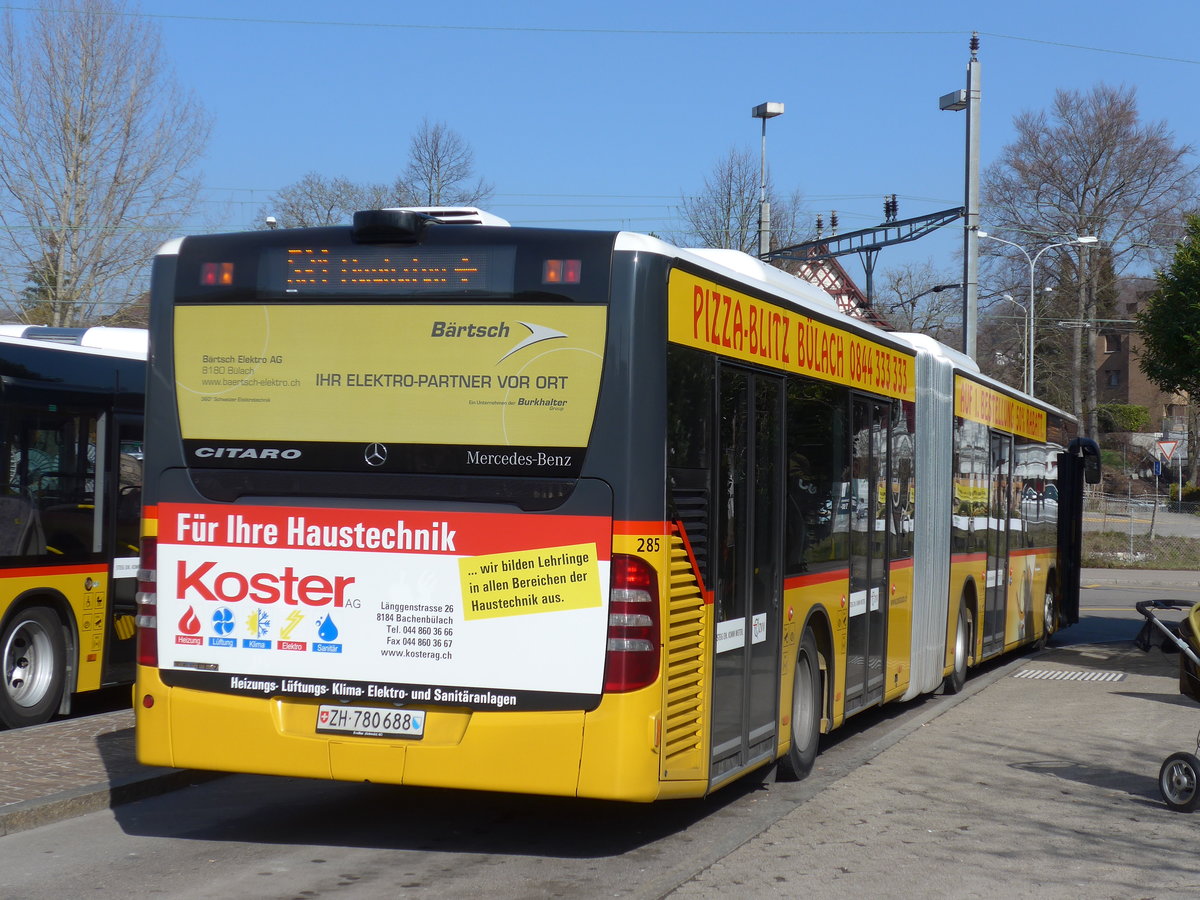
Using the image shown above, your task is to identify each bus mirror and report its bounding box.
[1068,437,1102,484]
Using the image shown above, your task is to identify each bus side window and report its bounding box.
[785,378,850,576]
[25,413,98,558]
[0,409,53,557]
[667,346,715,584]
[116,437,144,555]
[0,493,45,556]
[953,418,988,555]
[890,400,915,560]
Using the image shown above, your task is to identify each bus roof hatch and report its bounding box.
[352,209,437,243]
[352,207,511,243]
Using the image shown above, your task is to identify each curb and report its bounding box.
[0,767,220,837]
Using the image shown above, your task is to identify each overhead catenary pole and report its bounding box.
[963,35,981,361]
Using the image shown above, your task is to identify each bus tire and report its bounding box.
[1160,752,1200,812]
[1042,585,1058,640]
[943,603,971,695]
[0,606,66,729]
[778,628,821,781]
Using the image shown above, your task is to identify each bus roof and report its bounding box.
[146,212,1067,420]
[896,331,980,373]
[0,325,147,361]
[896,330,1074,421]
[614,231,842,314]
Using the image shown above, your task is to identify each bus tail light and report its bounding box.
[136,536,158,666]
[603,554,661,693]
[542,259,581,284]
[200,262,234,286]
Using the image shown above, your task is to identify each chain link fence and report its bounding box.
[1082,492,1200,569]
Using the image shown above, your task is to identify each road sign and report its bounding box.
[1158,440,1179,461]
[1154,459,1162,476]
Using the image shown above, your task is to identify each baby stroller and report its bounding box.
[1135,599,1200,812]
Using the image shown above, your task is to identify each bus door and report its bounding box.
[845,396,890,713]
[710,365,783,783]
[102,414,143,681]
[983,431,1014,656]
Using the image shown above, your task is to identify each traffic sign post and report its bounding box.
[1157,440,1183,505]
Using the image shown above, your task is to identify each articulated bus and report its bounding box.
[134,209,1099,800]
[0,326,146,728]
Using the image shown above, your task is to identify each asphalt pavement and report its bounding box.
[3,568,1200,896]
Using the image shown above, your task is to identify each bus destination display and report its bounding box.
[279,246,512,295]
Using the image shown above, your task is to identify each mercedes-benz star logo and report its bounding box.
[364,443,388,467]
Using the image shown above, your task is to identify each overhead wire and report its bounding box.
[0,8,1194,244]
[2,7,1198,66]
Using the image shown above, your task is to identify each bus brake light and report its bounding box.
[542,259,581,285]
[200,262,235,286]
[135,536,159,667]
[603,554,661,693]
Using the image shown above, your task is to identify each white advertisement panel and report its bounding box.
[156,502,611,710]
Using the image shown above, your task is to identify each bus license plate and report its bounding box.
[316,704,426,739]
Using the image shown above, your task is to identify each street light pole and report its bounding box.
[752,102,784,258]
[1002,293,1028,384]
[978,232,1098,395]
[939,33,981,360]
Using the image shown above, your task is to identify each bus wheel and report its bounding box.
[943,603,971,695]
[0,606,66,729]
[778,628,821,781]
[1160,752,1200,812]
[1043,587,1058,640]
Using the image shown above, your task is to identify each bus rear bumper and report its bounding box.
[135,667,677,799]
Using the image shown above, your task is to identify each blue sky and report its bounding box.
[77,2,1200,285]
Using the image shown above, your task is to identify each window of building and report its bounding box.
[1104,334,1121,353]
[1105,369,1120,387]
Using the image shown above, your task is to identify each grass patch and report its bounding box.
[1083,531,1200,569]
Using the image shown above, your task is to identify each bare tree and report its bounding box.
[874,260,961,342]
[259,120,493,227]
[982,83,1198,434]
[677,146,807,256]
[0,0,210,326]
[767,187,809,256]
[405,118,494,207]
[257,172,410,229]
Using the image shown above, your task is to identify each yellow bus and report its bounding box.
[134,209,1098,799]
[0,326,146,728]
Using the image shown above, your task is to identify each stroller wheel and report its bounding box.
[1159,752,1200,812]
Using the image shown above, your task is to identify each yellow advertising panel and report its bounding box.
[667,269,914,401]
[174,304,606,446]
[954,376,1047,441]
[459,543,601,621]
